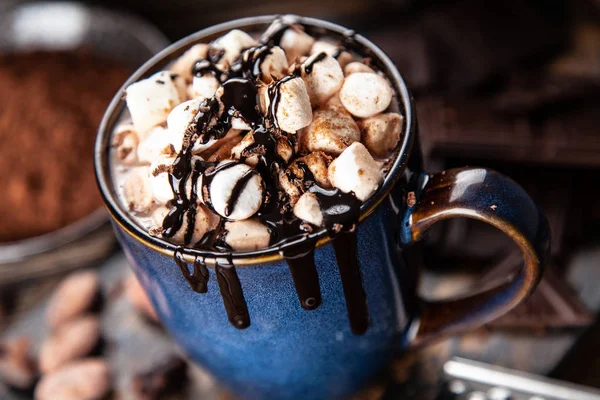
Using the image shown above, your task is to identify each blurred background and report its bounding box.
[0,0,599,399]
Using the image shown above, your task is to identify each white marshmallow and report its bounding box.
[206,161,264,220]
[358,112,404,157]
[301,53,344,106]
[170,44,209,83]
[311,40,353,67]
[258,46,288,83]
[137,126,177,165]
[167,97,228,155]
[173,73,189,102]
[339,72,393,118]
[191,74,220,101]
[294,192,323,226]
[328,142,383,201]
[295,152,332,188]
[112,123,139,165]
[280,27,315,64]
[311,40,337,56]
[126,71,185,134]
[166,98,203,150]
[231,117,251,131]
[149,157,175,204]
[210,29,257,68]
[152,204,219,244]
[272,76,312,133]
[123,167,154,213]
[298,107,360,155]
[343,62,374,76]
[224,219,271,251]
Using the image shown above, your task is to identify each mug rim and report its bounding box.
[94,14,416,266]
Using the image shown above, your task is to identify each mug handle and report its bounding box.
[404,167,550,347]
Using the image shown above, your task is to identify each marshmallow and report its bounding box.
[298,106,360,155]
[167,97,229,154]
[328,142,383,201]
[191,74,220,101]
[279,152,332,205]
[280,27,315,64]
[223,219,271,250]
[255,46,288,83]
[170,44,209,83]
[112,123,139,165]
[204,161,264,220]
[358,112,404,157]
[173,73,189,102]
[231,130,293,166]
[152,204,219,244]
[149,157,175,204]
[137,126,177,165]
[301,53,344,106]
[231,117,251,131]
[311,40,353,68]
[339,72,393,118]
[166,98,204,151]
[294,192,323,226]
[210,29,257,68]
[277,169,302,206]
[123,167,154,213]
[272,76,312,133]
[343,62,374,76]
[257,84,270,116]
[126,71,185,134]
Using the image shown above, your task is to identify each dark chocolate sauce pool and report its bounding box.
[163,18,373,333]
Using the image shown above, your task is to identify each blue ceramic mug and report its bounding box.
[95,15,550,400]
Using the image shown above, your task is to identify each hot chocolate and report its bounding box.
[110,16,404,333]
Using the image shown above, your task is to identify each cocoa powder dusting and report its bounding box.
[0,50,130,242]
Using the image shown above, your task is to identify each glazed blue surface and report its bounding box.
[116,199,411,400]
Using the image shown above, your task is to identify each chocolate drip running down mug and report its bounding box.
[95,15,550,400]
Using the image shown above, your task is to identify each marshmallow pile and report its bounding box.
[112,19,404,252]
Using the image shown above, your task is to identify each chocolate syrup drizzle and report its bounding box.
[164,18,370,333]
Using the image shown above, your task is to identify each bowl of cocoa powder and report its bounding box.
[0,2,169,282]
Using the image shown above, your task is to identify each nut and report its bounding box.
[46,271,100,329]
[35,358,110,400]
[0,337,37,390]
[39,315,101,373]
